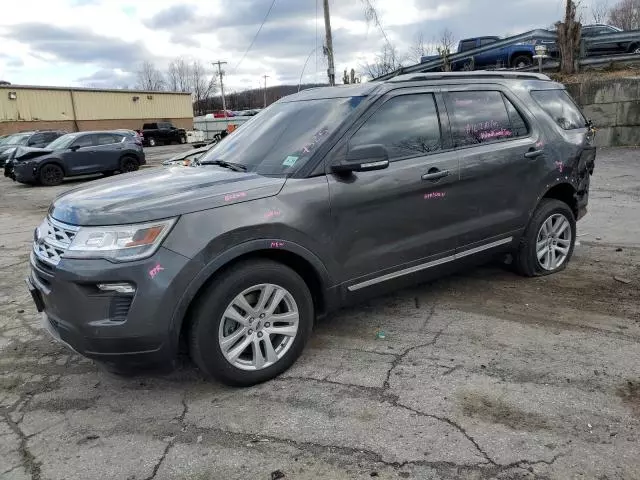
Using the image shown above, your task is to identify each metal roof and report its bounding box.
[0,84,192,95]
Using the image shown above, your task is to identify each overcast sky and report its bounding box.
[0,0,602,92]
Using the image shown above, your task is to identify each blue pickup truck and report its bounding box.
[421,36,537,70]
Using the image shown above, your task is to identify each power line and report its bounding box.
[233,0,277,72]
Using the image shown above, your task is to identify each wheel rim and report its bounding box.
[536,213,572,271]
[634,48,640,54]
[43,165,62,184]
[218,283,299,371]
[122,159,136,172]
[149,139,155,146]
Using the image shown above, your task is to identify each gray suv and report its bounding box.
[27,72,596,386]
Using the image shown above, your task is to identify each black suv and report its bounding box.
[0,130,66,167]
[7,130,145,186]
[27,72,595,386]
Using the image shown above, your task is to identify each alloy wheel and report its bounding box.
[536,213,572,271]
[218,283,299,371]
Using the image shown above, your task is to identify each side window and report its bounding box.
[502,96,529,137]
[44,132,58,142]
[349,93,443,161]
[96,134,118,145]
[447,91,515,147]
[459,40,476,51]
[28,133,45,145]
[480,38,496,46]
[71,135,94,148]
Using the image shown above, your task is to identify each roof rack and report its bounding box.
[387,71,551,83]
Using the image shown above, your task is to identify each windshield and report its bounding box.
[199,96,364,175]
[46,133,80,150]
[2,133,31,146]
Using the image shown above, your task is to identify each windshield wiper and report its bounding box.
[200,159,247,172]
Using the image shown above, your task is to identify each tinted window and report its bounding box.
[96,133,120,145]
[447,91,516,147]
[43,132,59,141]
[349,94,442,160]
[28,133,46,145]
[71,135,94,148]
[199,97,364,175]
[480,38,497,46]
[460,40,476,51]
[531,90,586,130]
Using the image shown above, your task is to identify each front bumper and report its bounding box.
[29,245,196,370]
[13,162,38,183]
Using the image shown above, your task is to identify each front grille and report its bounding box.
[33,217,80,266]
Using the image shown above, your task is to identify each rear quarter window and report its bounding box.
[530,90,586,130]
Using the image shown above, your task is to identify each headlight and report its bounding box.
[65,218,177,262]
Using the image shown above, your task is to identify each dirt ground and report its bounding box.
[0,147,638,480]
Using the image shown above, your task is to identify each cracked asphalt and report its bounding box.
[1,147,639,480]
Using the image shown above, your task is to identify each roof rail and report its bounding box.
[387,71,551,83]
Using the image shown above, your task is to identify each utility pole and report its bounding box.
[263,75,270,108]
[213,60,228,118]
[322,0,336,86]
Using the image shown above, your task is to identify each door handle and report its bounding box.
[422,169,449,181]
[525,149,544,159]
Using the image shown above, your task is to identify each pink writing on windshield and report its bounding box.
[424,192,446,200]
[224,191,247,202]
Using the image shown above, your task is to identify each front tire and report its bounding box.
[39,164,64,186]
[148,137,157,147]
[514,199,576,277]
[188,260,314,386]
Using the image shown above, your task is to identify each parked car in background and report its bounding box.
[581,24,640,55]
[141,122,187,147]
[7,130,145,186]
[27,72,595,386]
[0,130,66,167]
[453,37,537,69]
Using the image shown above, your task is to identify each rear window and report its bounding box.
[531,90,586,130]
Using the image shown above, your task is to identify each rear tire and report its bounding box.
[511,54,533,68]
[120,156,139,173]
[188,260,314,386]
[513,199,576,277]
[179,136,187,144]
[39,164,64,186]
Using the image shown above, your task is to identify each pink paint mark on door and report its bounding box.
[424,192,446,200]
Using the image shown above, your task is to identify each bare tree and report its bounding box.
[436,28,457,72]
[591,0,610,22]
[135,61,165,91]
[609,0,640,30]
[556,0,582,74]
[361,43,404,79]
[167,58,191,92]
[190,60,217,115]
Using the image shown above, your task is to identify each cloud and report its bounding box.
[77,68,136,89]
[5,22,153,69]
[144,4,197,29]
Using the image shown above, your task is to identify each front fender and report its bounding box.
[167,238,332,344]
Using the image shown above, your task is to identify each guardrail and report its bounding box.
[374,28,640,81]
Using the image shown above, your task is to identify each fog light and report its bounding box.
[97,283,136,294]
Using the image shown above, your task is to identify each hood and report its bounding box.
[49,165,287,226]
[13,146,54,161]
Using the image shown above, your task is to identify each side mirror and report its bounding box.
[331,144,390,174]
[69,145,80,152]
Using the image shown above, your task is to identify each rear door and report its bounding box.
[475,38,499,67]
[326,89,461,287]
[93,133,125,172]
[62,134,97,174]
[443,86,544,250]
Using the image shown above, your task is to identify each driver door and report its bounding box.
[326,90,461,288]
[62,134,97,174]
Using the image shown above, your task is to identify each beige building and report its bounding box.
[0,85,193,135]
